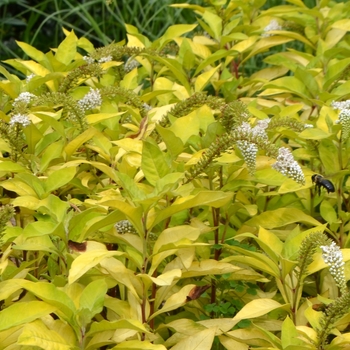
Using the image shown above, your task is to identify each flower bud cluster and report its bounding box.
[124,58,140,72]
[9,114,31,127]
[271,147,305,184]
[25,73,36,83]
[77,88,102,111]
[234,120,269,174]
[262,19,283,37]
[331,100,350,141]
[114,220,137,234]
[98,55,113,63]
[320,241,347,294]
[13,92,35,106]
[10,92,36,128]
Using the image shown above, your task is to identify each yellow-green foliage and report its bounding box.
[0,1,350,349]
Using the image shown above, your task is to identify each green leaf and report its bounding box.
[261,76,310,99]
[16,41,47,62]
[0,301,56,331]
[64,128,99,159]
[141,140,170,186]
[78,280,108,327]
[44,166,76,194]
[243,208,321,230]
[148,191,233,229]
[55,30,78,65]
[0,160,28,173]
[243,36,294,63]
[157,24,197,49]
[150,284,195,319]
[202,10,222,40]
[233,299,289,321]
[171,327,216,350]
[194,49,234,76]
[195,65,220,92]
[153,226,200,255]
[113,340,166,350]
[281,316,305,348]
[87,319,149,337]
[40,140,65,172]
[68,250,125,284]
[320,200,338,224]
[17,320,72,350]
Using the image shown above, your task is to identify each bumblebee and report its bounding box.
[312,174,335,195]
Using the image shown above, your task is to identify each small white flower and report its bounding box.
[124,58,140,72]
[83,56,95,65]
[14,92,35,105]
[25,73,36,83]
[9,113,31,127]
[142,103,152,111]
[332,100,350,140]
[304,124,313,129]
[320,242,346,291]
[262,19,283,37]
[77,88,102,111]
[236,140,258,174]
[98,55,113,63]
[272,147,305,184]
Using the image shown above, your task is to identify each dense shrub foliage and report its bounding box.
[1,0,350,349]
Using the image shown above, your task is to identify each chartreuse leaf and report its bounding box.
[17,319,72,350]
[0,160,28,173]
[218,335,248,350]
[202,10,222,40]
[77,280,108,328]
[261,76,310,99]
[181,259,241,278]
[320,200,338,224]
[1,173,44,198]
[157,24,197,50]
[318,139,340,173]
[0,280,76,322]
[243,36,294,63]
[233,229,282,264]
[194,49,233,76]
[281,316,305,348]
[155,125,184,157]
[233,299,290,321]
[40,140,65,172]
[55,30,78,65]
[44,166,76,194]
[145,54,191,93]
[16,41,47,62]
[64,128,99,159]
[150,284,195,319]
[153,225,200,254]
[148,191,232,229]
[0,301,56,332]
[0,325,23,349]
[68,251,125,284]
[171,327,216,350]
[224,247,280,278]
[244,208,321,230]
[141,139,170,186]
[226,327,280,348]
[195,65,220,92]
[68,207,105,241]
[113,340,166,350]
[117,172,147,201]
